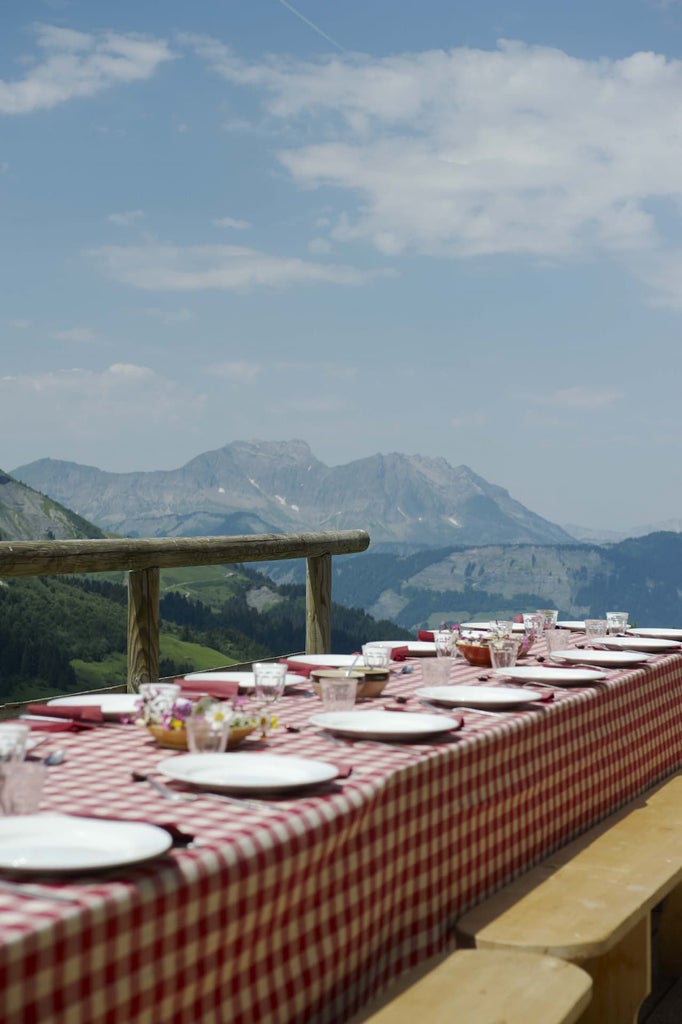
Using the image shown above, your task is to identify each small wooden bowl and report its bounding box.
[309,667,389,699]
[455,641,492,668]
[146,724,257,750]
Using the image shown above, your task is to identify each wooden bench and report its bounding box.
[456,771,682,1024]
[356,949,592,1024]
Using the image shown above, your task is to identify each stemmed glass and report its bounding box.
[253,662,287,740]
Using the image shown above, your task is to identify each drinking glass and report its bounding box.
[545,629,569,659]
[0,723,30,763]
[433,630,455,657]
[362,644,391,669]
[0,762,46,814]
[606,612,629,635]
[585,619,608,641]
[186,712,232,754]
[523,613,544,640]
[253,662,287,739]
[489,638,519,670]
[318,675,357,711]
[492,620,513,638]
[420,658,451,686]
[536,610,559,630]
[139,683,180,716]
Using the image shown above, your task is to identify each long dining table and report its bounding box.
[3,634,682,1024]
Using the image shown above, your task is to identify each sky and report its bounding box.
[3,0,682,534]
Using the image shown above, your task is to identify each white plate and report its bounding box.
[47,694,139,719]
[365,640,436,655]
[416,685,543,708]
[157,752,339,794]
[556,621,586,631]
[491,666,607,685]
[549,649,651,667]
[0,814,172,874]
[627,628,682,641]
[310,710,460,741]
[286,654,364,668]
[588,636,680,653]
[182,671,306,691]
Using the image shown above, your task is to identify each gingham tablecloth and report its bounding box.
[3,645,682,1024]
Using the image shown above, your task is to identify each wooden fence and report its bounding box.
[0,530,370,691]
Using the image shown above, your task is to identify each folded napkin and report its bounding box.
[27,703,104,724]
[418,630,435,642]
[279,658,332,678]
[389,646,409,661]
[177,678,240,699]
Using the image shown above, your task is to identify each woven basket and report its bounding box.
[146,724,256,750]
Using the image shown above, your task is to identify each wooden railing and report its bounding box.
[0,529,370,691]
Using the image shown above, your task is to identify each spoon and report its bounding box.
[43,749,65,766]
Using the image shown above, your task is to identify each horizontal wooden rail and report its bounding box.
[0,529,370,691]
[0,530,370,577]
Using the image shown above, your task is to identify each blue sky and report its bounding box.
[3,0,682,533]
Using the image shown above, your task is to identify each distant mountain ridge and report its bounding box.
[0,471,106,542]
[11,440,572,547]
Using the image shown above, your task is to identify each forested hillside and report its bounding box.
[0,568,411,704]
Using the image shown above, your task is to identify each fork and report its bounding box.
[131,771,272,812]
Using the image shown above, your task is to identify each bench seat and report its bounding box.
[357,949,592,1024]
[456,771,682,1024]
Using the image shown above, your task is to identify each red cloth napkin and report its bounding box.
[4,716,89,733]
[279,658,333,678]
[177,678,240,699]
[389,646,409,661]
[418,630,435,642]
[27,703,104,723]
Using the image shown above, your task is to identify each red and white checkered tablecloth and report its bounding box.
[3,645,682,1024]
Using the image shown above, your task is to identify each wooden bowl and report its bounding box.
[146,724,257,750]
[455,641,492,668]
[309,667,389,699]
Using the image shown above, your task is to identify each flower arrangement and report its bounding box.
[138,693,276,750]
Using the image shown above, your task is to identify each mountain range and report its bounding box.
[0,471,106,542]
[11,439,572,548]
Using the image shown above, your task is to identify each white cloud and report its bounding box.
[90,242,392,290]
[50,326,95,343]
[8,318,31,329]
[209,361,262,381]
[525,386,623,409]
[188,35,682,300]
[0,24,174,115]
[213,216,251,230]
[108,209,145,226]
[144,306,195,325]
[0,365,198,465]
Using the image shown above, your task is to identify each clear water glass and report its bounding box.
[536,609,559,630]
[606,612,629,635]
[319,676,357,711]
[0,723,30,763]
[489,639,519,670]
[585,619,608,641]
[253,662,287,739]
[433,630,455,657]
[186,714,232,754]
[545,629,569,658]
[0,761,46,814]
[362,644,391,669]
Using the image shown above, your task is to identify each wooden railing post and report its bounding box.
[306,553,331,654]
[127,567,160,691]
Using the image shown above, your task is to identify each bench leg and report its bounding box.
[658,885,682,975]
[576,914,651,1024]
